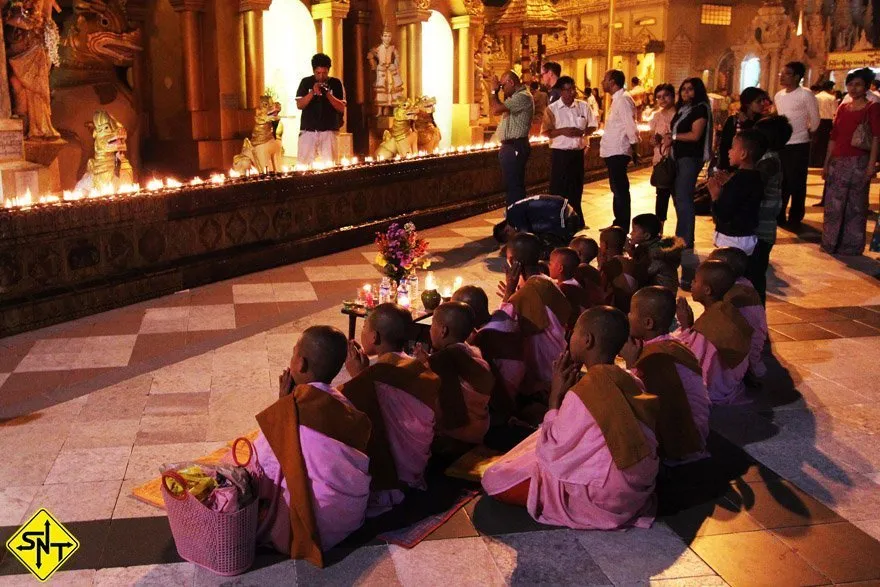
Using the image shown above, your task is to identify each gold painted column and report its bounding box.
[240,0,272,109]
[396,5,430,99]
[169,0,207,112]
[451,14,484,146]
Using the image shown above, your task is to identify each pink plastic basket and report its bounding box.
[161,438,261,576]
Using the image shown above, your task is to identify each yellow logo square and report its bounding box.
[5,509,80,582]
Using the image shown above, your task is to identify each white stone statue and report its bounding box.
[367,29,405,106]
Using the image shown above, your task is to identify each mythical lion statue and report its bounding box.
[74,109,132,193]
[375,96,440,159]
[50,0,142,188]
[233,95,284,173]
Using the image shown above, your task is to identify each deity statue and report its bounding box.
[74,110,132,193]
[233,95,284,173]
[367,29,405,106]
[376,98,419,159]
[2,0,61,140]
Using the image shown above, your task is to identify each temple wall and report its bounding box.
[148,1,187,144]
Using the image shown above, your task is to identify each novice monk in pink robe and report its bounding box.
[482,306,660,530]
[416,302,494,448]
[254,325,372,567]
[340,303,441,516]
[550,246,594,327]
[453,286,526,420]
[599,226,639,313]
[622,287,710,464]
[708,247,768,379]
[674,260,754,406]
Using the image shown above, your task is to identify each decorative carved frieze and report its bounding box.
[167,0,207,12]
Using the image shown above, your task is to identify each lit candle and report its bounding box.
[398,292,410,309]
[363,284,373,306]
[441,286,452,299]
[425,271,436,291]
[453,276,463,292]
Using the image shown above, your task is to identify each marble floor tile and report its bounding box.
[304,264,380,282]
[63,419,140,450]
[45,446,132,484]
[483,530,612,585]
[294,545,399,586]
[389,536,505,586]
[143,393,210,417]
[136,415,209,446]
[93,563,195,586]
[576,525,715,584]
[0,569,97,586]
[139,307,191,333]
[14,352,85,372]
[0,485,40,525]
[149,363,213,395]
[24,479,122,523]
[231,283,276,304]
[0,372,8,388]
[853,518,880,541]
[187,304,236,331]
[272,282,318,302]
[640,577,728,587]
[114,478,166,519]
[77,375,152,422]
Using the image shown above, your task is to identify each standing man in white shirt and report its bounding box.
[774,61,820,227]
[812,81,838,170]
[599,69,640,229]
[543,76,598,225]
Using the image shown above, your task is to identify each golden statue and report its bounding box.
[75,110,133,192]
[367,29,405,106]
[3,0,61,139]
[412,96,441,153]
[233,95,284,173]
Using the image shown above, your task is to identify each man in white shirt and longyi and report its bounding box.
[543,76,598,226]
[599,69,640,230]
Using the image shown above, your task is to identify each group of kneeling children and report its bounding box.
[249,217,769,567]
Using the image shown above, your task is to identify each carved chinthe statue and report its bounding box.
[75,109,132,192]
[3,0,62,139]
[412,96,441,153]
[50,0,141,188]
[233,95,284,173]
[367,29,405,106]
[376,98,419,159]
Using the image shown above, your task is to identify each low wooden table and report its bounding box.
[341,306,433,341]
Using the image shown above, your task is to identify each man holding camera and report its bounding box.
[296,53,347,166]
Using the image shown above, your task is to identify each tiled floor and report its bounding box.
[0,168,879,586]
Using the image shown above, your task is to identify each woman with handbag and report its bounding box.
[648,83,676,233]
[663,78,713,289]
[821,68,880,256]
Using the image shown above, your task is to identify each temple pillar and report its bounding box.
[451,14,483,146]
[397,6,430,99]
[312,0,352,157]
[240,0,272,110]
[170,0,207,113]
[349,7,371,155]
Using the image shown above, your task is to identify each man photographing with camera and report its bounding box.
[296,53,346,166]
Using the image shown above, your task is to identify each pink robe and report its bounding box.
[436,343,492,445]
[367,379,435,515]
[674,328,750,406]
[254,383,371,552]
[476,311,527,408]
[482,386,659,530]
[633,334,711,465]
[734,277,768,379]
[500,295,567,393]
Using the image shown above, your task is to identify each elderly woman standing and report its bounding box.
[822,68,880,256]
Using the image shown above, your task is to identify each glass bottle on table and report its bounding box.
[407,273,419,310]
[379,277,391,304]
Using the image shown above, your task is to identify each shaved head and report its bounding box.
[433,301,476,342]
[570,236,599,263]
[600,226,627,254]
[697,260,736,300]
[573,305,630,359]
[631,286,676,334]
[707,247,748,279]
[452,285,489,326]
[551,247,580,280]
[508,232,542,267]
[365,303,413,350]
[298,325,348,382]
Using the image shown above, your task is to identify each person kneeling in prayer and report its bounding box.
[481,306,660,530]
[254,326,372,566]
[340,303,441,516]
[549,246,594,326]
